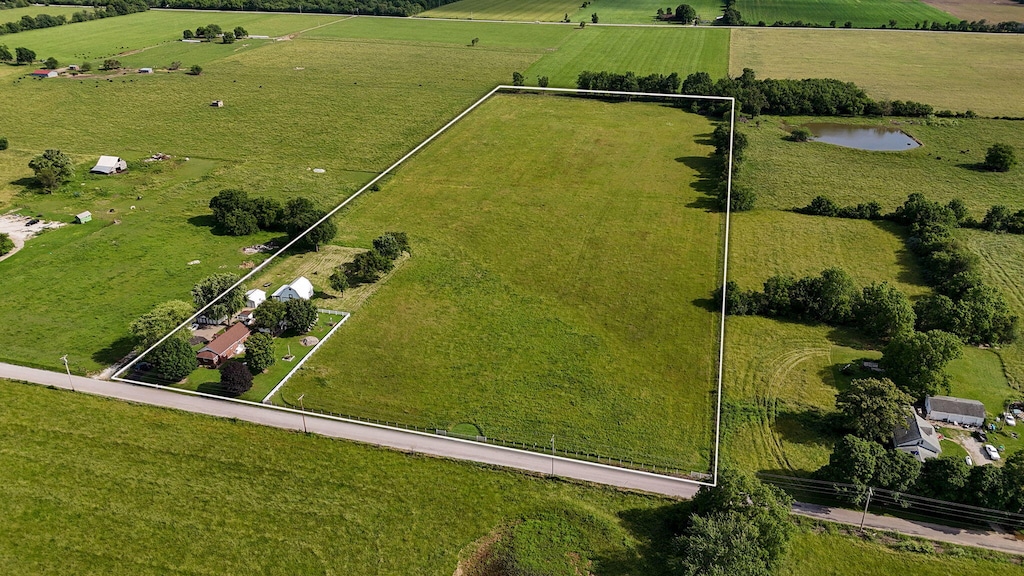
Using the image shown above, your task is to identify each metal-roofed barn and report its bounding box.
[925,395,986,427]
[90,156,127,175]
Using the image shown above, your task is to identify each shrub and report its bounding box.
[0,136,7,151]
[189,64,202,75]
[219,359,253,395]
[150,338,197,382]
[983,143,1016,172]
[788,127,812,142]
[0,232,14,255]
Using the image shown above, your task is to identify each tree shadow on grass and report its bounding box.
[675,155,720,211]
[691,296,718,313]
[91,335,137,367]
[956,162,991,173]
[592,503,690,576]
[773,407,842,453]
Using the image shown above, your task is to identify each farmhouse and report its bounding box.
[893,411,942,462]
[74,211,92,224]
[272,276,314,302]
[925,395,986,427]
[90,156,128,175]
[30,69,58,78]
[196,322,250,367]
[245,288,266,308]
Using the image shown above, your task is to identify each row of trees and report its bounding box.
[0,1,146,36]
[709,123,755,211]
[329,231,409,291]
[655,4,698,23]
[208,189,338,251]
[105,0,461,17]
[818,377,1024,512]
[182,24,248,41]
[681,68,935,118]
[794,194,1019,345]
[0,45,37,65]
[575,70,682,94]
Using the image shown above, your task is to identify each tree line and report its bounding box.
[209,189,338,251]
[64,0,463,17]
[795,193,1019,345]
[183,23,248,43]
[576,70,681,94]
[813,377,1024,513]
[329,231,409,292]
[0,1,146,37]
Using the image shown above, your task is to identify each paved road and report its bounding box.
[3,363,1023,554]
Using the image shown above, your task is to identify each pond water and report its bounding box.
[803,123,921,151]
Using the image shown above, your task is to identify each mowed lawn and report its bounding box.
[736,0,953,27]
[284,94,725,471]
[3,381,1017,575]
[730,29,1024,117]
[526,26,730,87]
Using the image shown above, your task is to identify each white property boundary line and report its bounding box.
[260,310,350,403]
[113,86,735,488]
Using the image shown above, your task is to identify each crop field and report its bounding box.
[4,380,1018,575]
[524,26,729,87]
[920,0,1024,22]
[730,29,1024,117]
[280,93,725,472]
[736,0,953,28]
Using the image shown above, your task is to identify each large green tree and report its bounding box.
[129,300,194,349]
[219,359,253,396]
[15,46,35,64]
[914,457,970,501]
[674,469,793,576]
[192,273,245,321]
[253,299,287,333]
[28,149,74,192]
[244,332,275,374]
[854,282,916,340]
[344,250,394,285]
[149,338,197,382]
[285,298,318,334]
[983,143,1016,172]
[881,330,963,399]
[0,45,12,62]
[835,378,913,444]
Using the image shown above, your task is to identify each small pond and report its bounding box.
[803,123,921,151]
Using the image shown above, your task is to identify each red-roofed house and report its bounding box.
[30,70,58,78]
[196,322,251,367]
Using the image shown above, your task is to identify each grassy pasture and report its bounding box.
[0,5,84,21]
[525,26,729,86]
[3,380,1018,575]
[736,117,1024,213]
[920,0,1024,22]
[284,94,724,471]
[420,0,584,21]
[737,0,953,28]
[730,29,1024,117]
[580,0,722,24]
[306,14,574,48]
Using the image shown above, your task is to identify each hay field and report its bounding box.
[730,28,1024,117]
[283,94,725,471]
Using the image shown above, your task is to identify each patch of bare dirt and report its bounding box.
[0,213,66,263]
[920,0,1024,23]
[453,529,505,576]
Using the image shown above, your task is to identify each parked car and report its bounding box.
[965,456,973,466]
[25,218,39,226]
[1005,413,1017,427]
[973,430,988,442]
[984,444,1001,460]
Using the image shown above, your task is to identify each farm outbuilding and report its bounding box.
[272,276,314,302]
[245,288,266,308]
[925,395,987,427]
[90,156,127,174]
[211,100,224,107]
[139,67,153,74]
[30,69,58,78]
[74,211,92,224]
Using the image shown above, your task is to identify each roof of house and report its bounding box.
[894,411,942,455]
[927,395,986,419]
[197,322,250,358]
[75,211,91,220]
[245,288,266,299]
[31,69,52,75]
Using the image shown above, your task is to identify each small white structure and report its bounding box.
[272,276,314,302]
[90,155,127,175]
[926,395,986,427]
[139,67,153,74]
[893,411,942,462]
[245,288,266,308]
[67,64,80,71]
[74,211,92,224]
[211,100,224,108]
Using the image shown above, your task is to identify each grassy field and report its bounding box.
[282,94,725,472]
[4,379,1020,574]
[525,26,730,87]
[0,15,548,373]
[0,4,84,21]
[736,0,953,28]
[305,15,574,48]
[736,117,1024,213]
[920,0,1024,22]
[420,0,584,21]
[730,29,1024,117]
[583,0,722,23]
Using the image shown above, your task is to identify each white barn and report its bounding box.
[272,276,314,302]
[90,156,127,174]
[245,288,266,308]
[925,395,986,427]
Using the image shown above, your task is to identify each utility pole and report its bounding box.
[860,487,873,532]
[60,355,75,392]
[298,393,307,434]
